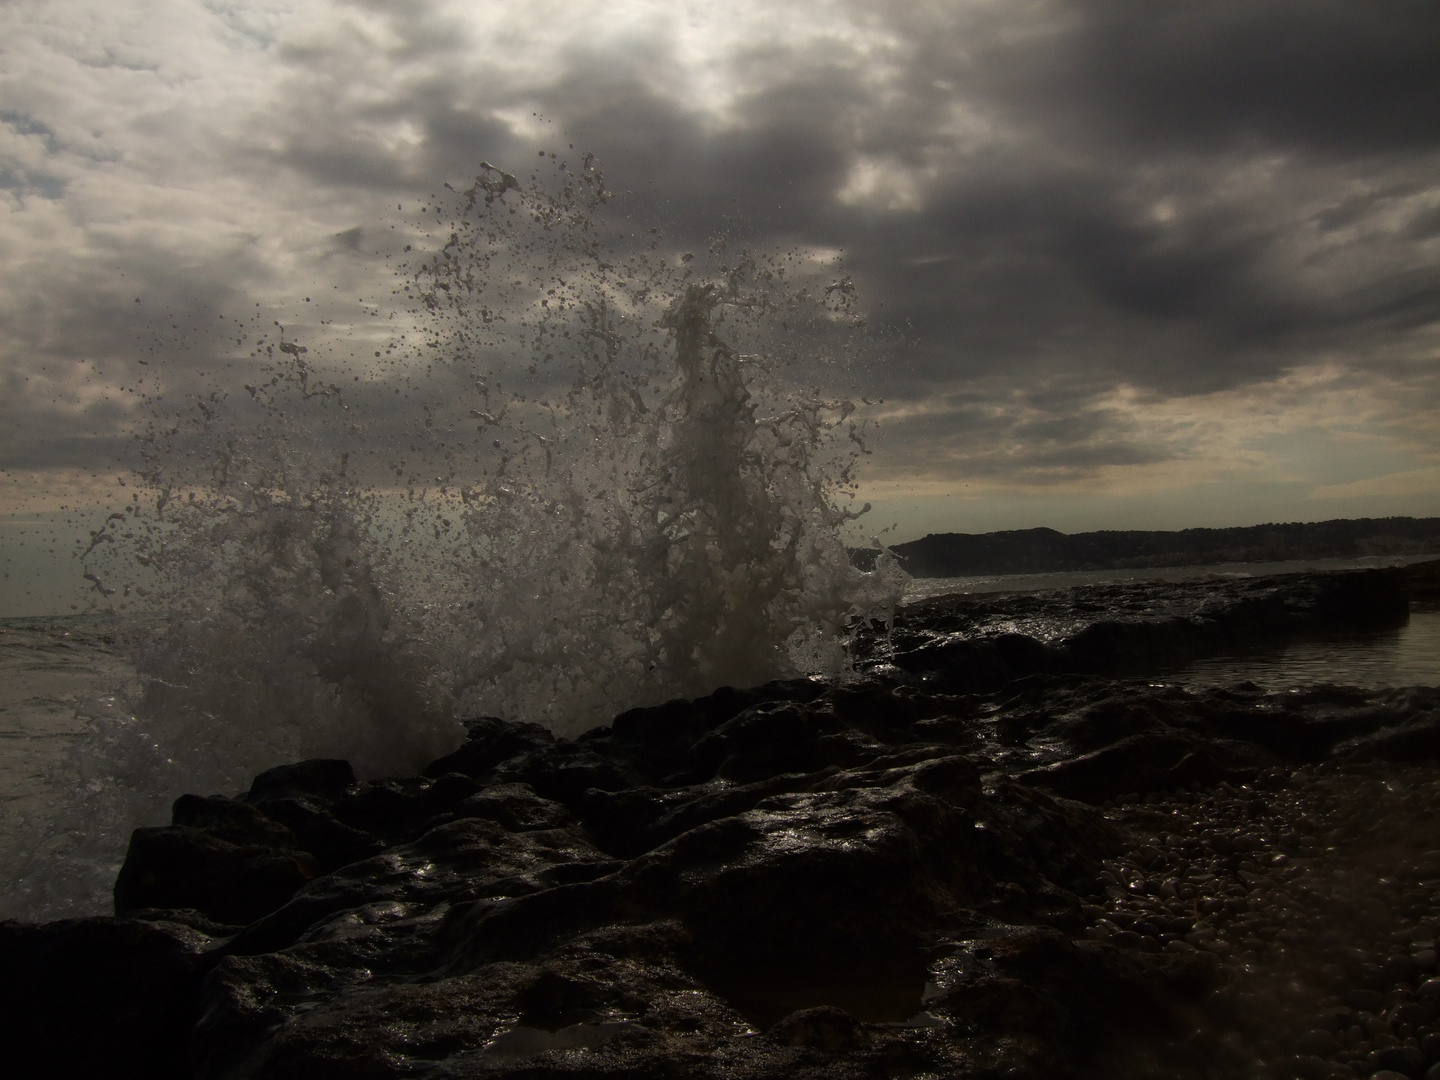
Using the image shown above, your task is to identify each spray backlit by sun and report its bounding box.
[76,151,904,780]
[387,155,907,730]
[9,151,907,919]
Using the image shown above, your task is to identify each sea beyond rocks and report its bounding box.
[4,563,1440,1080]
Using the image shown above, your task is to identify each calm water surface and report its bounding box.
[898,554,1437,603]
[1173,604,1440,690]
[0,618,134,828]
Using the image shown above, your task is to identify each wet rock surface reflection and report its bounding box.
[3,564,1440,1079]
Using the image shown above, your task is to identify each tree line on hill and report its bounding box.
[851,517,1440,578]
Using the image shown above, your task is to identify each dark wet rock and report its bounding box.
[327,772,482,843]
[452,781,576,832]
[488,741,640,807]
[1017,729,1257,802]
[11,563,1440,1079]
[224,815,615,958]
[421,716,555,779]
[1297,1027,1338,1054]
[576,771,819,859]
[1340,707,1440,762]
[0,917,213,1080]
[247,758,357,803]
[170,786,386,876]
[170,793,297,847]
[113,826,320,925]
[769,1005,869,1051]
[243,796,385,873]
[689,699,828,782]
[1426,1030,1440,1060]
[889,630,1062,690]
[1371,1044,1426,1076]
[878,564,1415,688]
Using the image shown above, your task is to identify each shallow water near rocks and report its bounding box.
[479,1021,632,1064]
[692,951,931,1028]
[900,554,1438,604]
[1172,603,1440,691]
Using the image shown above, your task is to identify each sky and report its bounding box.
[2,0,1439,615]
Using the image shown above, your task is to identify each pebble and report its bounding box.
[1369,1045,1424,1073]
[1079,760,1440,1079]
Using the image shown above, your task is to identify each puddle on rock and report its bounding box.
[694,952,930,1029]
[478,1021,631,1064]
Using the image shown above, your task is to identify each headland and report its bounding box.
[851,517,1440,577]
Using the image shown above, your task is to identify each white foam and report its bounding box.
[4,157,904,921]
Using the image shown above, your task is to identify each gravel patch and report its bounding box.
[1082,760,1440,1079]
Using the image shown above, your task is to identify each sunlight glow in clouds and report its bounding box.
[3,0,1440,612]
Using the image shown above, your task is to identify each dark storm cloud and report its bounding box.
[1043,0,1440,153]
[269,84,522,193]
[528,60,861,245]
[256,0,1439,488]
[433,2,1431,394]
[0,428,132,473]
[875,394,1171,485]
[251,0,1437,376]
[4,0,1437,511]
[775,1,1440,472]
[0,232,285,477]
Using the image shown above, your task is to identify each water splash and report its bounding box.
[387,159,906,730]
[9,154,906,919]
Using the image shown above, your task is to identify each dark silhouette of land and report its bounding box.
[853,516,1440,577]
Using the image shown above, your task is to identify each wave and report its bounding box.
[6,154,906,920]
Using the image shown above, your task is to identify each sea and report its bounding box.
[4,558,1436,923]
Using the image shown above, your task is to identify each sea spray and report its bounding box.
[6,154,906,920]
[351,154,906,729]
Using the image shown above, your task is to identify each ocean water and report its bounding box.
[1174,601,1440,690]
[0,618,132,833]
[898,554,1439,604]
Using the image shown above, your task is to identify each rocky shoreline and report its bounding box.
[3,563,1439,1080]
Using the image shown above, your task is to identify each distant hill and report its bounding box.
[852,517,1440,578]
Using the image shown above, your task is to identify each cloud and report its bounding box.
[1310,464,1440,501]
[1037,0,1440,154]
[1,0,1437,546]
